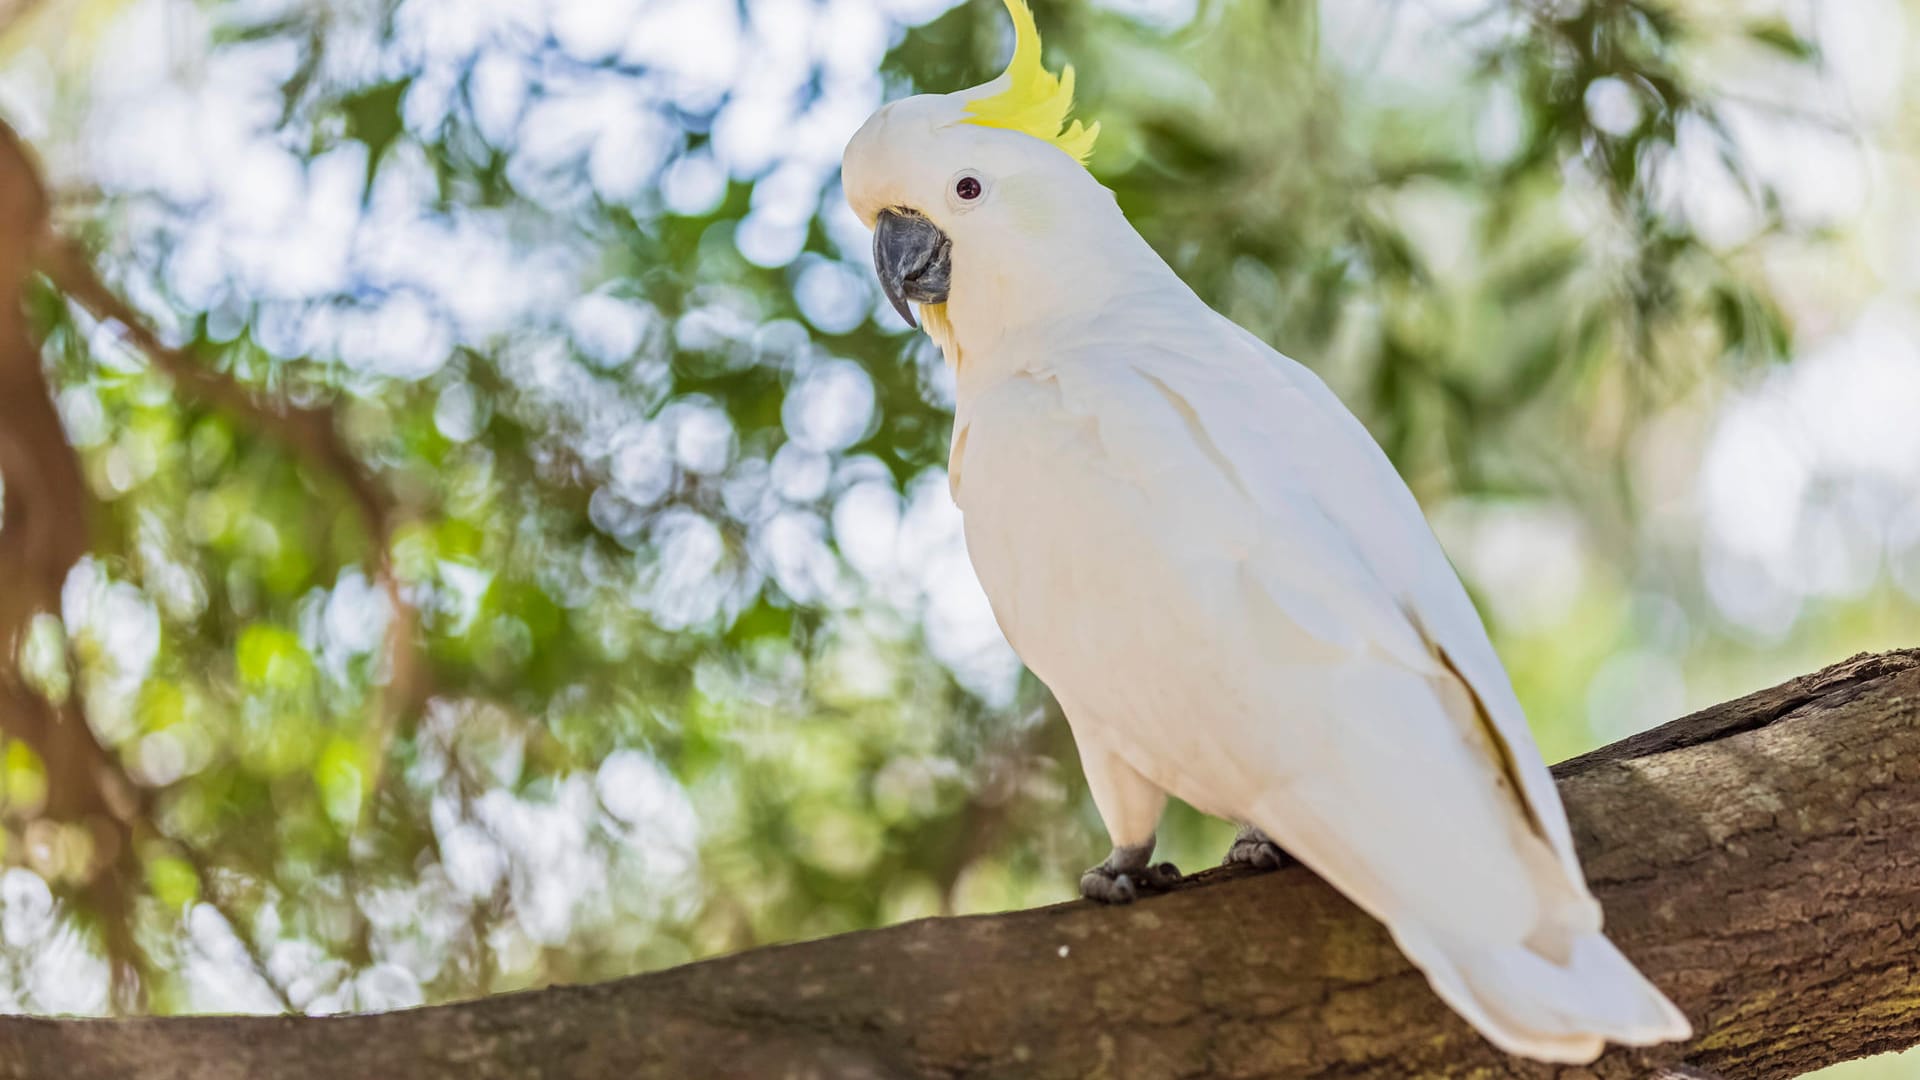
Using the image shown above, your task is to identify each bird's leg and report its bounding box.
[1074,738,1178,904]
[1080,837,1182,904]
[1222,824,1295,872]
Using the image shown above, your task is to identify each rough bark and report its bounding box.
[1,649,1916,1079]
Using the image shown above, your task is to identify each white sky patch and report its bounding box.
[349,964,427,1012]
[640,509,745,630]
[28,923,108,1015]
[1582,76,1642,138]
[467,47,530,145]
[595,750,702,885]
[1698,308,1920,635]
[334,290,454,380]
[771,442,832,502]
[61,558,162,748]
[667,399,738,477]
[621,0,745,107]
[0,870,54,950]
[1650,114,1765,252]
[922,533,1021,708]
[660,151,728,216]
[266,939,351,1013]
[301,568,395,691]
[1473,82,1523,166]
[1317,0,1489,103]
[549,0,649,63]
[784,356,877,453]
[469,774,608,947]
[440,822,508,902]
[794,257,875,335]
[55,386,111,450]
[832,480,901,583]
[604,421,676,510]
[180,903,290,1015]
[1585,648,1687,743]
[569,293,657,368]
[1093,0,1199,32]
[829,468,1020,706]
[434,381,486,442]
[1431,500,1589,636]
[758,508,846,607]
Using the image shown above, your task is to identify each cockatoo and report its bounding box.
[840,0,1691,1064]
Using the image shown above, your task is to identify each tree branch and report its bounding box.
[0,648,1914,1079]
[0,118,415,1010]
[37,239,428,752]
[0,106,151,1011]
[0,0,48,42]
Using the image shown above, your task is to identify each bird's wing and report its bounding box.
[1183,324,1585,882]
[955,327,1592,945]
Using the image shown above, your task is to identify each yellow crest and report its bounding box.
[963,0,1100,165]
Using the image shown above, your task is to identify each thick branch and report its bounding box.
[1,649,1916,1079]
[0,0,48,40]
[0,84,94,823]
[0,110,151,1009]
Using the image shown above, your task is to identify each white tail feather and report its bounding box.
[1396,928,1693,1065]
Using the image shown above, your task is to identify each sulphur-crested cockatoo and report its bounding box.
[840,0,1691,1064]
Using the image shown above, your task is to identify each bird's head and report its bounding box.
[842,0,1105,342]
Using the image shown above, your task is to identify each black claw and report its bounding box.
[1082,858,1182,904]
[1142,861,1182,888]
[1080,867,1139,905]
[1224,837,1294,873]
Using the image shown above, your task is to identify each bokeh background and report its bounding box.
[0,0,1915,1073]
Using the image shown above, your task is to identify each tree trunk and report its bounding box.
[1,649,1916,1078]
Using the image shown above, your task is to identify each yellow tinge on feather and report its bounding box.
[963,0,1100,165]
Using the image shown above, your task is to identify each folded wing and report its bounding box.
[954,325,1686,1061]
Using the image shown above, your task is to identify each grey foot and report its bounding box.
[1080,840,1180,905]
[1223,825,1294,872]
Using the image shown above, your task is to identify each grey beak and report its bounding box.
[872,208,951,329]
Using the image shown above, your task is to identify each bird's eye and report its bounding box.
[955,175,983,201]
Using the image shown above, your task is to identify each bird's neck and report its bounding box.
[932,213,1199,395]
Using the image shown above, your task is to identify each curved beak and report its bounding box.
[872,208,951,329]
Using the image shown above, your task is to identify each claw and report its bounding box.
[1223,827,1294,872]
[1141,861,1182,888]
[1080,867,1138,904]
[1081,849,1181,904]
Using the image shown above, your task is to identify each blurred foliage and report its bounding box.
[0,11,1915,1077]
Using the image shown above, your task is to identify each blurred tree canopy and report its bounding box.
[3,0,1909,1032]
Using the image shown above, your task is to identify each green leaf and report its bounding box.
[341,79,413,198]
[145,856,201,912]
[138,680,188,733]
[3,741,47,818]
[1746,20,1819,62]
[236,623,314,690]
[1489,244,1583,305]
[315,738,364,828]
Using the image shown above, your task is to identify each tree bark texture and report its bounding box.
[0,649,1916,1079]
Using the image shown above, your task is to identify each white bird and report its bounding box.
[840,0,1692,1064]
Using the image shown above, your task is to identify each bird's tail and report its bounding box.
[1395,928,1693,1064]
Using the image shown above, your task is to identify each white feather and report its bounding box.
[951,319,1689,1060]
[840,86,1690,1061]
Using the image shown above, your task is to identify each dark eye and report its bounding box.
[955,175,982,201]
